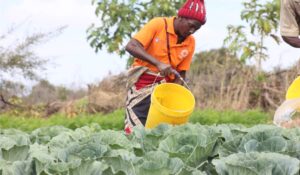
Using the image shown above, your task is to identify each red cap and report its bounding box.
[178,0,206,25]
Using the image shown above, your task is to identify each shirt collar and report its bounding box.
[165,16,177,35]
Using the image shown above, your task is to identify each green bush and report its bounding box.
[190,109,272,126]
[0,109,272,131]
[0,110,125,131]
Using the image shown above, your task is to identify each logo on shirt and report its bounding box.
[179,49,189,59]
[155,37,159,42]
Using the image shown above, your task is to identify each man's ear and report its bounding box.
[177,16,184,22]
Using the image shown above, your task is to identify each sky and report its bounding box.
[1,0,300,88]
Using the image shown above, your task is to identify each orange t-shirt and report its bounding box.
[132,17,195,78]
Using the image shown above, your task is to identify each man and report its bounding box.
[124,0,206,134]
[280,0,300,47]
[275,0,300,128]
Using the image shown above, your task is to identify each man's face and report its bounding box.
[178,17,202,38]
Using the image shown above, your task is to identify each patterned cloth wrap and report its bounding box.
[124,66,166,134]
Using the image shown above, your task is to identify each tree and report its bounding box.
[87,0,185,56]
[223,0,280,72]
[0,26,65,104]
[25,79,86,105]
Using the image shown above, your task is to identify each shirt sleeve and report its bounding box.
[133,18,162,49]
[177,38,195,71]
[280,0,300,37]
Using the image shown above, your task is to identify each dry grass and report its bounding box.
[87,73,127,114]
[189,52,299,112]
[85,53,299,113]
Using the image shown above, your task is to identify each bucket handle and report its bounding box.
[150,70,191,92]
[172,70,191,90]
[150,72,162,93]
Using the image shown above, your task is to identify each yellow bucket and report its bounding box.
[286,76,300,100]
[145,83,195,129]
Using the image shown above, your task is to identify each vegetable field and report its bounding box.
[1,123,300,175]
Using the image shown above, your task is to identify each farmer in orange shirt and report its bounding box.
[124,0,206,134]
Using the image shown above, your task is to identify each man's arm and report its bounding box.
[125,39,173,76]
[280,0,300,48]
[282,36,300,48]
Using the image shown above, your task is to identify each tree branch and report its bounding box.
[0,94,24,108]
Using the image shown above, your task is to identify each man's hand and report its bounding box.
[282,36,300,48]
[156,62,173,76]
